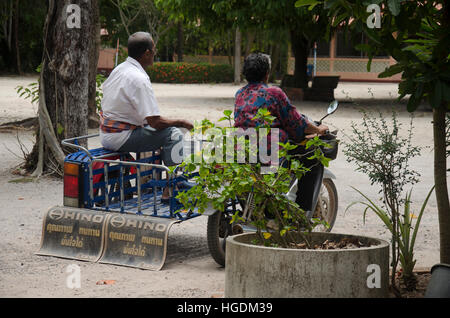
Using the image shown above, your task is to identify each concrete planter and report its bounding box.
[225,232,389,298]
[425,263,450,298]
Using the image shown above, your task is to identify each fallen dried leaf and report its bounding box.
[96,280,116,285]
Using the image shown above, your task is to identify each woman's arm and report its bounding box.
[304,120,329,138]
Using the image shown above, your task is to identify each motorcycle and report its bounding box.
[205,101,340,266]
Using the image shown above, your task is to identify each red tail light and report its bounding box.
[64,162,81,207]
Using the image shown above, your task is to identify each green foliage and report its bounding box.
[321,0,450,112]
[343,110,425,291]
[344,110,421,199]
[15,64,41,104]
[16,67,107,112]
[155,0,238,58]
[176,109,331,248]
[160,0,334,86]
[15,82,39,105]
[147,62,234,83]
[295,0,321,10]
[95,74,107,111]
[321,0,450,268]
[348,186,434,291]
[0,0,47,73]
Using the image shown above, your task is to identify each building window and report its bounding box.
[336,31,388,58]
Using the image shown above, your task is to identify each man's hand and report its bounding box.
[179,120,194,131]
[147,116,193,131]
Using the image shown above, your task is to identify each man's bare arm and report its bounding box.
[146,116,194,131]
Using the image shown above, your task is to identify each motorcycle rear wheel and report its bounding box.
[206,179,338,266]
[312,178,338,232]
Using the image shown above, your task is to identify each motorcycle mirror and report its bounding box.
[319,100,339,123]
[327,100,339,115]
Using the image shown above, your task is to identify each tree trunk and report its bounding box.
[14,0,22,75]
[27,0,97,175]
[234,27,241,85]
[208,42,213,64]
[88,0,100,128]
[1,0,14,72]
[244,30,255,58]
[269,43,281,81]
[177,21,184,62]
[290,29,310,89]
[7,0,13,51]
[434,104,450,264]
[227,30,233,66]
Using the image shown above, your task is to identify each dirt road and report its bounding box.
[0,76,440,297]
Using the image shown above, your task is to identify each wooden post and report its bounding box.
[329,34,336,73]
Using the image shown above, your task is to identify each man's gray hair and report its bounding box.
[128,32,154,60]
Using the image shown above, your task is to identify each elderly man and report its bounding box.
[100,31,193,202]
[100,32,193,161]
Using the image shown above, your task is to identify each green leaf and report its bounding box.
[430,80,443,108]
[57,123,64,136]
[320,156,331,167]
[295,0,320,8]
[223,110,233,117]
[387,0,401,16]
[332,13,349,27]
[349,187,393,232]
[378,64,404,78]
[407,90,421,112]
[410,186,435,253]
[355,43,372,54]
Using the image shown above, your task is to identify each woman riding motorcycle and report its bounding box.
[234,52,329,213]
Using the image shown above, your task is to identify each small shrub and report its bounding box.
[343,109,431,294]
[147,62,233,84]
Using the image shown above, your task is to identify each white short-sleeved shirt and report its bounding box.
[100,57,160,150]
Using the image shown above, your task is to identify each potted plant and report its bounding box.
[343,109,434,296]
[176,109,390,298]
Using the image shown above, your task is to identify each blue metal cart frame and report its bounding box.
[62,134,202,221]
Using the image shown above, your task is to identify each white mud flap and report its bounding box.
[98,214,179,270]
[36,206,110,262]
[37,206,179,271]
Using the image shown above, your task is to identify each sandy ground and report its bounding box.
[0,75,443,298]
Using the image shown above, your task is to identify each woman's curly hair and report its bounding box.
[242,53,272,83]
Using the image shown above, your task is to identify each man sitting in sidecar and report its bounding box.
[99,31,194,203]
